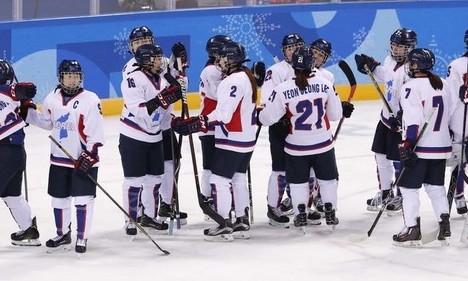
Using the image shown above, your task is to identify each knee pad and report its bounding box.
[51,197,72,209]
[74,195,95,206]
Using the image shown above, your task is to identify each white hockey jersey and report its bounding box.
[0,86,26,141]
[373,56,410,127]
[446,55,468,143]
[259,75,342,156]
[399,77,452,159]
[198,63,224,136]
[261,60,295,105]
[206,70,257,153]
[26,88,105,168]
[314,67,335,85]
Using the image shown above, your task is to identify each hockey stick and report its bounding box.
[461,58,468,244]
[246,125,263,224]
[363,64,394,116]
[48,136,170,255]
[348,107,437,243]
[333,60,357,141]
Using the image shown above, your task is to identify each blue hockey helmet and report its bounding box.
[129,26,155,54]
[390,28,418,63]
[58,59,83,95]
[206,35,232,58]
[291,46,314,71]
[310,39,332,67]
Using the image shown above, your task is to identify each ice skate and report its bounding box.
[313,197,325,217]
[232,215,250,239]
[202,196,215,222]
[324,203,339,232]
[386,195,403,217]
[46,231,72,253]
[267,205,290,228]
[366,190,390,211]
[294,204,307,234]
[75,238,87,254]
[279,197,294,216]
[203,219,234,242]
[124,221,137,236]
[307,210,322,225]
[437,213,450,246]
[455,195,467,215]
[140,214,168,233]
[10,217,41,246]
[158,201,188,225]
[393,217,422,247]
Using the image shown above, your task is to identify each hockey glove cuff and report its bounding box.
[147,85,183,114]
[341,101,354,118]
[172,115,209,135]
[18,99,37,121]
[75,150,99,179]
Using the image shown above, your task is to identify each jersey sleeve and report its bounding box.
[82,95,105,154]
[25,93,54,130]
[258,84,286,126]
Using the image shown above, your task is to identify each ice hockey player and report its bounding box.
[259,46,343,230]
[25,59,105,253]
[0,59,41,247]
[355,28,418,216]
[393,48,452,247]
[172,41,258,241]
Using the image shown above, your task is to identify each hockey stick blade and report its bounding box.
[338,60,356,87]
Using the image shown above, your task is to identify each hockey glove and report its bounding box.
[147,85,183,114]
[388,110,403,132]
[398,140,418,167]
[11,82,37,100]
[75,150,99,179]
[18,99,37,121]
[171,115,209,135]
[251,61,266,87]
[341,101,354,118]
[459,85,468,103]
[172,42,189,71]
[270,114,290,138]
[355,54,380,75]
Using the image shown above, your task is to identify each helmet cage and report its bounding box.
[310,39,332,68]
[129,26,155,54]
[58,60,83,95]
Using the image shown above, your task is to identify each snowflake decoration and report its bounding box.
[352,27,375,50]
[428,35,459,77]
[213,13,280,61]
[114,28,131,60]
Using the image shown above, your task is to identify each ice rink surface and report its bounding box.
[1,100,467,281]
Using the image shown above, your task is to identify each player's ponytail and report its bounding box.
[427,72,443,90]
[242,66,258,104]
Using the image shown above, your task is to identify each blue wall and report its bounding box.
[0,1,467,103]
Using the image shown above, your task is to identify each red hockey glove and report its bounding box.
[172,115,208,135]
[398,140,418,167]
[147,85,183,114]
[18,99,37,121]
[75,150,99,179]
[11,82,37,100]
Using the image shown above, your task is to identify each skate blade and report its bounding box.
[439,238,450,247]
[162,217,187,226]
[307,219,322,225]
[11,239,41,247]
[386,210,403,217]
[46,244,71,254]
[203,234,234,242]
[233,231,250,239]
[268,220,290,228]
[366,206,380,212]
[392,240,422,248]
